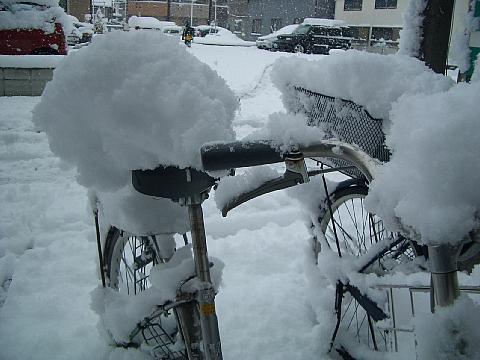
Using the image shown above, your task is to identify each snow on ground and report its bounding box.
[1,34,479,360]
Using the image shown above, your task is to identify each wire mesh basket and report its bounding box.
[288,87,391,179]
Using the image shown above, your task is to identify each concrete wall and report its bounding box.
[0,67,54,96]
[0,55,64,96]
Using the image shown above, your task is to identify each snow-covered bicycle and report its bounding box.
[96,132,479,359]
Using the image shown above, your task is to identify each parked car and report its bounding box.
[256,24,299,50]
[162,25,182,36]
[195,25,221,37]
[272,18,352,55]
[193,26,255,47]
[0,1,69,55]
[128,16,178,32]
[67,17,94,46]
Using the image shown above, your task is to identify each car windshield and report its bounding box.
[292,25,310,35]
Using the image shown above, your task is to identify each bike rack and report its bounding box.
[374,284,480,354]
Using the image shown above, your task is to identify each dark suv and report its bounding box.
[273,23,352,54]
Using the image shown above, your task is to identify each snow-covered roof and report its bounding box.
[258,24,299,40]
[302,18,347,27]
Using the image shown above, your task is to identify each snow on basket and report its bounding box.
[33,30,238,234]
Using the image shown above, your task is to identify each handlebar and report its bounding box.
[201,141,285,171]
[201,140,378,182]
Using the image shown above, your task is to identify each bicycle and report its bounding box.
[98,128,480,360]
[92,131,412,358]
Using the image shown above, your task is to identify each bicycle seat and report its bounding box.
[132,166,216,199]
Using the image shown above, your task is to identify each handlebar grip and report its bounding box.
[201,141,285,171]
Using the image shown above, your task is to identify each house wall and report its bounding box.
[335,0,472,56]
[127,0,227,26]
[335,0,407,26]
[229,0,335,41]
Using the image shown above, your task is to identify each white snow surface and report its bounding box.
[366,79,480,245]
[397,0,427,57]
[1,31,480,360]
[271,50,454,121]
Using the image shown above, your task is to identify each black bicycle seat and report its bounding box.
[132,166,216,199]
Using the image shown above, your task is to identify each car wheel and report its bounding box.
[293,44,305,53]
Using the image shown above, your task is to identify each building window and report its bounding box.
[371,27,393,41]
[252,19,262,35]
[270,18,283,32]
[293,18,303,24]
[234,19,242,34]
[344,0,362,11]
[375,0,397,9]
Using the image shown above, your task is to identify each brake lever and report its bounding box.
[221,153,309,216]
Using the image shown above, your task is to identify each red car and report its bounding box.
[0,2,68,55]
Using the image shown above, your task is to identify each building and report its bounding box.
[335,0,473,55]
[59,0,92,22]
[127,0,228,27]
[229,0,336,40]
[334,0,407,54]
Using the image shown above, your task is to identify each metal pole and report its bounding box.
[428,244,462,307]
[188,202,223,360]
[94,210,106,287]
[190,0,193,25]
[419,0,455,74]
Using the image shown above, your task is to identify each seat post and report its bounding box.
[181,194,223,360]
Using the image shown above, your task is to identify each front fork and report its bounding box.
[180,194,223,360]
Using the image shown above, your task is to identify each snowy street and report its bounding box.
[1,32,480,360]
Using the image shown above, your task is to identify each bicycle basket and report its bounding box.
[288,87,391,179]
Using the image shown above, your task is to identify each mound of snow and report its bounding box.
[33,30,238,234]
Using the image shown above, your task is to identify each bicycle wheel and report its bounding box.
[318,181,416,269]
[102,227,197,360]
[316,181,417,358]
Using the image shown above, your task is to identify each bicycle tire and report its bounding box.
[316,181,417,358]
[102,227,198,360]
[318,182,416,268]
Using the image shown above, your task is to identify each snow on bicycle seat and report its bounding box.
[132,166,216,199]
